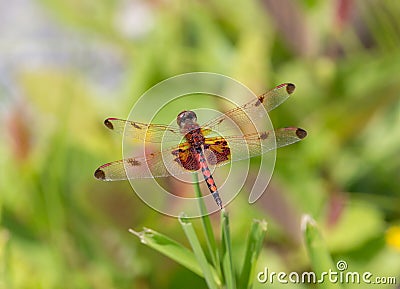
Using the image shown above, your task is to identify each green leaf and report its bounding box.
[220,209,236,289]
[302,215,343,289]
[238,219,267,289]
[129,227,204,278]
[179,216,221,289]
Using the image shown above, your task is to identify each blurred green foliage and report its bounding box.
[1,0,400,288]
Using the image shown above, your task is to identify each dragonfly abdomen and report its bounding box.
[197,150,223,209]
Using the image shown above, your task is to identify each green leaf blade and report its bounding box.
[220,209,236,289]
[179,216,221,289]
[238,219,267,289]
[302,215,343,289]
[129,227,203,277]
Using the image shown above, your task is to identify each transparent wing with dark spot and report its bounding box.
[201,83,296,136]
[94,127,307,180]
[103,118,182,144]
[94,144,196,181]
[216,127,307,163]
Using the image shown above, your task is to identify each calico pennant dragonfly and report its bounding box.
[94,83,307,209]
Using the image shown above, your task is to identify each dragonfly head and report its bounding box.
[177,110,197,128]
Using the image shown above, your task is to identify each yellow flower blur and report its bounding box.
[386,226,400,251]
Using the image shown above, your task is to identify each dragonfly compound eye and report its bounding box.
[177,110,197,126]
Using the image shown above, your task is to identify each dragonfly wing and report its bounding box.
[221,127,307,162]
[274,127,307,148]
[94,144,197,181]
[203,137,231,166]
[103,118,182,144]
[201,83,295,135]
[258,83,295,112]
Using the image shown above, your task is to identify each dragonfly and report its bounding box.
[94,83,307,209]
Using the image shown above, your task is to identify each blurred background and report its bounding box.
[1,0,400,288]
